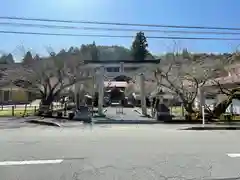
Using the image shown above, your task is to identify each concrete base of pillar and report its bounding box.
[140,114,151,118]
[97,66,104,115]
[140,73,147,116]
[141,109,148,116]
[93,113,106,118]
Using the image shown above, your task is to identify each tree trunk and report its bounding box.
[38,95,55,115]
[183,102,195,114]
[208,89,240,118]
[212,100,230,117]
[76,93,80,108]
[183,102,196,121]
[211,97,233,118]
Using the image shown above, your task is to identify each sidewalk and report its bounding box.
[182,124,240,130]
[91,107,159,124]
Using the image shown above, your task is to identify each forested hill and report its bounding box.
[0,45,155,64]
[0,45,239,64]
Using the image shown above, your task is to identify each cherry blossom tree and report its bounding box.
[154,52,232,118]
[3,51,94,113]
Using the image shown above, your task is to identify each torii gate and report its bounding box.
[83,59,161,116]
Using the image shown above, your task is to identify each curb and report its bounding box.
[25,120,61,127]
[94,120,160,124]
[133,109,152,118]
[163,121,209,124]
[182,126,240,130]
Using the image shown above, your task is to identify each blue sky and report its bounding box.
[0,0,239,60]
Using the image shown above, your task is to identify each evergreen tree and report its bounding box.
[90,41,100,61]
[0,53,14,64]
[34,54,40,61]
[131,31,149,61]
[22,51,33,64]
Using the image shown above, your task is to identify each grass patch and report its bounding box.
[232,115,240,120]
[219,113,240,121]
[0,107,38,117]
[0,105,64,117]
[170,106,186,116]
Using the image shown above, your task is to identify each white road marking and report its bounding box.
[227,153,240,158]
[0,159,63,166]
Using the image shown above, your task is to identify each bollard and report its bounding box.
[64,103,67,116]
[202,106,205,126]
[34,106,37,113]
[24,104,27,116]
[181,103,184,116]
[12,106,14,116]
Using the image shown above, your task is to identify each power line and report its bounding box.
[1,22,240,36]
[1,30,240,40]
[0,16,240,31]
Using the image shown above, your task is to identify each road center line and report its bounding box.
[0,159,63,166]
[227,153,240,158]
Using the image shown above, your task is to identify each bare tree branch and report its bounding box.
[2,50,94,111]
[153,47,232,114]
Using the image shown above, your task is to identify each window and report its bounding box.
[28,92,33,101]
[125,67,138,71]
[114,75,132,81]
[3,91,10,101]
[205,94,216,99]
[114,67,120,72]
[106,67,120,72]
[106,67,112,72]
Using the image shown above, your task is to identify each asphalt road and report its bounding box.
[0,124,240,180]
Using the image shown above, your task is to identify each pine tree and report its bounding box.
[90,41,100,61]
[22,51,33,64]
[131,31,149,61]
